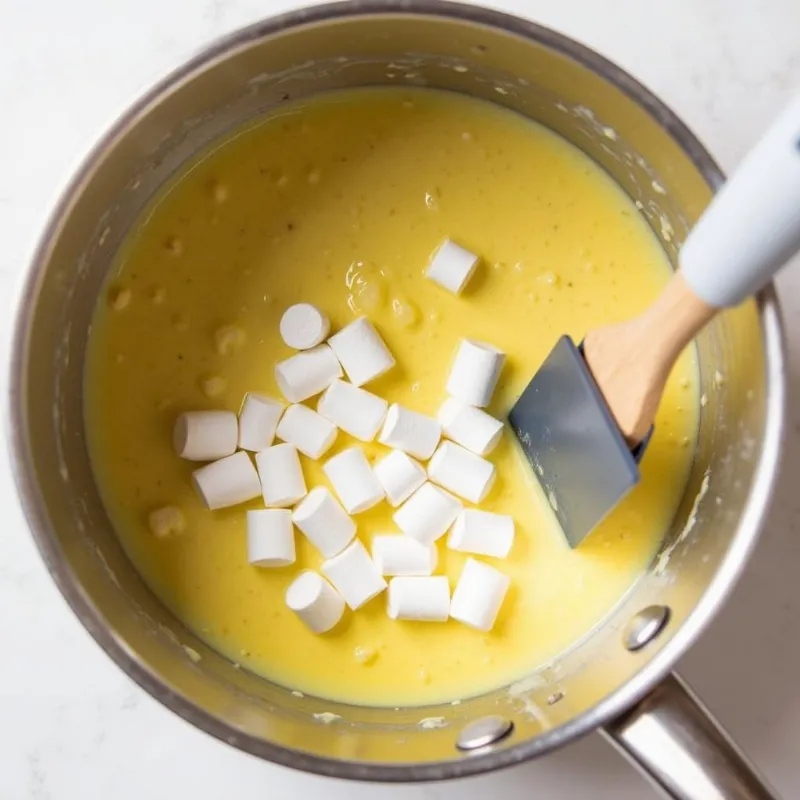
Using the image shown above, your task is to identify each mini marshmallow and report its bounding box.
[373,450,426,507]
[285,571,345,634]
[393,482,462,545]
[322,539,387,610]
[279,303,330,350]
[276,403,337,459]
[372,535,437,576]
[255,443,307,507]
[425,239,479,295]
[446,339,506,408]
[275,344,342,403]
[438,397,504,456]
[173,410,238,461]
[292,487,356,558]
[247,509,296,567]
[192,451,261,510]
[387,576,450,621]
[378,404,441,460]
[428,441,496,503]
[317,380,388,441]
[323,447,385,513]
[328,317,395,387]
[450,558,510,632]
[238,393,284,451]
[448,509,515,558]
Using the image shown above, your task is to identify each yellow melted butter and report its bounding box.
[85,89,698,707]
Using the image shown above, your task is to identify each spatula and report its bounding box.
[509,94,800,548]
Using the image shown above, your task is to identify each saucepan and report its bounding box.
[7,2,785,797]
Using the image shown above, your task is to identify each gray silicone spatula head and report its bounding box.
[508,336,649,548]
[509,98,800,547]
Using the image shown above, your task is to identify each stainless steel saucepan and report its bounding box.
[7,2,785,797]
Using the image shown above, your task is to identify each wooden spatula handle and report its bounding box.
[584,274,715,444]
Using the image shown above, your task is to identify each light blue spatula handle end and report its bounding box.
[681,93,800,308]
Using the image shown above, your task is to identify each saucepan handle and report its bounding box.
[601,672,779,799]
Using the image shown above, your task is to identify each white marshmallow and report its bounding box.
[372,535,437,576]
[448,509,515,558]
[317,380,388,441]
[323,447,384,514]
[438,397,504,456]
[327,317,395,387]
[373,450,426,507]
[247,509,296,567]
[450,558,510,632]
[292,487,356,558]
[238,393,284,452]
[276,404,337,459]
[321,539,387,610]
[427,441,496,503]
[446,339,506,408]
[192,451,261,510]
[279,303,330,350]
[255,443,307,507]
[425,239,479,295]
[393,482,462,545]
[173,410,238,461]
[285,571,345,634]
[387,576,450,621]
[378,404,441,460]
[275,344,342,403]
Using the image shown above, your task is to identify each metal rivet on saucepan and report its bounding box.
[456,716,514,752]
[622,605,671,652]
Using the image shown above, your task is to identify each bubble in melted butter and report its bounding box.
[201,374,227,397]
[108,286,132,311]
[354,645,378,665]
[345,260,388,314]
[164,235,184,256]
[537,271,561,287]
[215,324,246,355]
[150,286,166,304]
[392,296,420,328]
[149,506,185,538]
[209,180,229,204]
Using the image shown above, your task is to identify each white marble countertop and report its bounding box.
[1,1,799,797]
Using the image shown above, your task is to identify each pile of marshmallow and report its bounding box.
[169,240,514,635]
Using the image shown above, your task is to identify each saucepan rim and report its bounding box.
[6,0,786,782]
